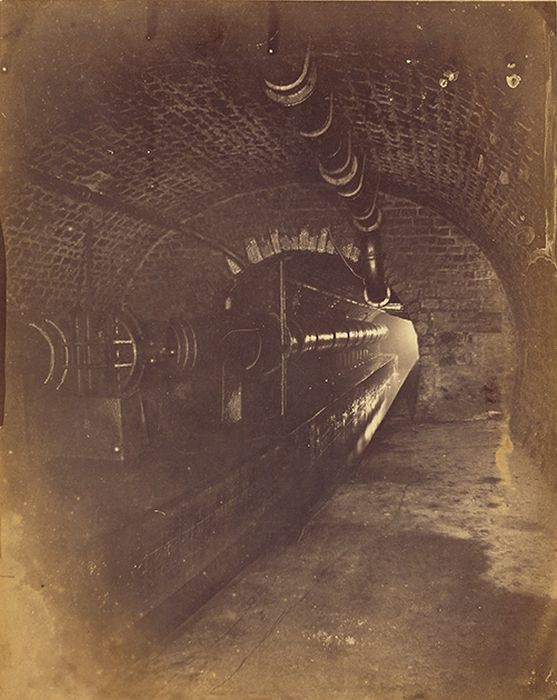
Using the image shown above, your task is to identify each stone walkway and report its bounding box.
[125,418,557,700]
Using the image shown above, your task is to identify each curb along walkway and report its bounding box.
[128,418,557,700]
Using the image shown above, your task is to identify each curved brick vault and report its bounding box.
[125,183,516,423]
[0,2,554,473]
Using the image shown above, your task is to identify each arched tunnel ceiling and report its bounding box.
[0,1,552,312]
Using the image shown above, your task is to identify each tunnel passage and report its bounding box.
[126,183,516,423]
[0,183,515,659]
[0,2,547,455]
[0,0,553,689]
[3,244,419,649]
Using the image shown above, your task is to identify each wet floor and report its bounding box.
[122,418,557,700]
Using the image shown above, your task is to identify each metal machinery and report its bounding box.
[0,3,425,651]
[5,253,418,648]
[17,254,417,462]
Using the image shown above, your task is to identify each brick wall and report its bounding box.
[126,185,516,421]
[1,3,546,321]
[0,3,546,451]
[381,195,516,421]
[509,259,557,487]
[0,3,553,679]
[5,338,403,665]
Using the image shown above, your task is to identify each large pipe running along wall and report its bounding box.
[22,309,388,398]
[288,319,388,354]
[263,33,390,307]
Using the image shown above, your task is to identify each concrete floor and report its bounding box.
[125,418,557,700]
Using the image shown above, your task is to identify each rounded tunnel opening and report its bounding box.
[0,2,552,698]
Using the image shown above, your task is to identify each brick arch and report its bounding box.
[124,182,517,423]
[124,223,355,321]
[124,182,359,319]
[0,0,551,477]
[123,180,345,298]
[2,3,544,322]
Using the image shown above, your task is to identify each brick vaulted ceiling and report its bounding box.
[0,1,552,313]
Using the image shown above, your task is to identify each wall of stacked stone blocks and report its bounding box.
[0,2,553,482]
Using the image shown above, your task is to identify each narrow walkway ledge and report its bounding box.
[121,419,557,700]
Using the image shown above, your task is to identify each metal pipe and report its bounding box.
[319,153,359,187]
[289,319,388,355]
[321,131,352,173]
[299,92,334,138]
[264,62,317,107]
[263,38,391,309]
[353,208,382,232]
[338,154,366,198]
[264,45,312,93]
[361,237,391,307]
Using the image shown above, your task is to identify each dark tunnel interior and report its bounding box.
[0,2,555,698]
